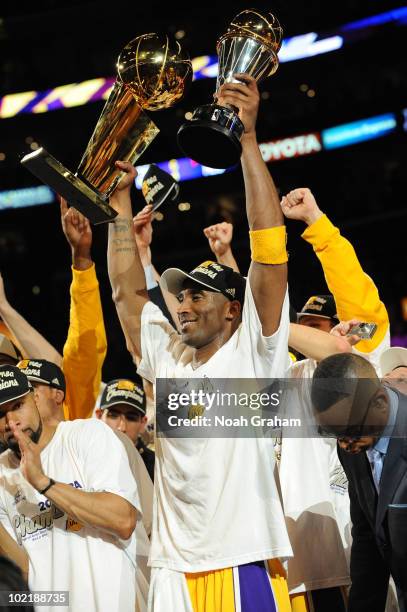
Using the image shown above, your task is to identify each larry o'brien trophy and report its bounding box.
[177,10,283,169]
[21,34,192,224]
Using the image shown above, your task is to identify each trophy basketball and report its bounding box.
[177,10,283,169]
[21,34,192,224]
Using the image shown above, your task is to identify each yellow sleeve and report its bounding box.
[62,264,107,420]
[301,214,389,354]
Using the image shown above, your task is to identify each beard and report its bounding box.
[6,420,43,458]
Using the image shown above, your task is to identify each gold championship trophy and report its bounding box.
[21,34,192,224]
[177,9,282,169]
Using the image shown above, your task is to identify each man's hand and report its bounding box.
[203,222,233,257]
[114,160,137,192]
[330,319,362,347]
[281,188,323,226]
[60,198,92,270]
[133,205,154,267]
[9,422,49,492]
[133,205,154,250]
[109,160,138,216]
[216,74,260,137]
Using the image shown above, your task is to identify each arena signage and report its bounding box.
[259,133,322,162]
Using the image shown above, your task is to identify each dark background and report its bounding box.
[0,1,406,379]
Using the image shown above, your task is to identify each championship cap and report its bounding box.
[160,260,246,305]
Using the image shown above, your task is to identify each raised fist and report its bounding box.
[281,188,323,225]
[203,222,233,257]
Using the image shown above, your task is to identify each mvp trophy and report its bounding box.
[21,34,192,224]
[177,9,282,169]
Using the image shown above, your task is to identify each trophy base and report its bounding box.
[177,104,244,169]
[20,148,118,225]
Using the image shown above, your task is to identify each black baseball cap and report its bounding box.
[160,260,246,305]
[0,335,22,362]
[141,164,180,212]
[17,359,66,397]
[0,365,33,407]
[297,295,338,322]
[100,379,146,415]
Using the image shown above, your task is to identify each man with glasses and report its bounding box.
[96,379,155,481]
[312,352,407,612]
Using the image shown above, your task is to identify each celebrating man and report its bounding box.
[0,365,140,611]
[107,74,295,610]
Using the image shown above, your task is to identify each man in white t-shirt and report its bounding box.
[96,378,155,482]
[0,365,140,612]
[107,75,294,611]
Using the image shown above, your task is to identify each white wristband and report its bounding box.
[144,265,157,290]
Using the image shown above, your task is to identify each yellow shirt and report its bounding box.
[301,214,389,354]
[62,264,107,420]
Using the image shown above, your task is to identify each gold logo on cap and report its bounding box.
[307,296,326,305]
[117,380,135,391]
[197,261,215,269]
[17,360,30,370]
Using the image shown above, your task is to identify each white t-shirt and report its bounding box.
[0,419,141,612]
[280,359,350,592]
[114,430,153,537]
[138,280,293,572]
[114,431,152,612]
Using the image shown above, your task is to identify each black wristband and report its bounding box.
[38,478,56,496]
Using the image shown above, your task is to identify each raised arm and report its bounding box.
[281,188,389,353]
[60,200,107,420]
[203,222,240,272]
[217,74,287,336]
[108,161,149,363]
[0,273,62,365]
[132,204,180,331]
[288,319,360,362]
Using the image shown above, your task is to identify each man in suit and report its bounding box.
[311,352,407,612]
